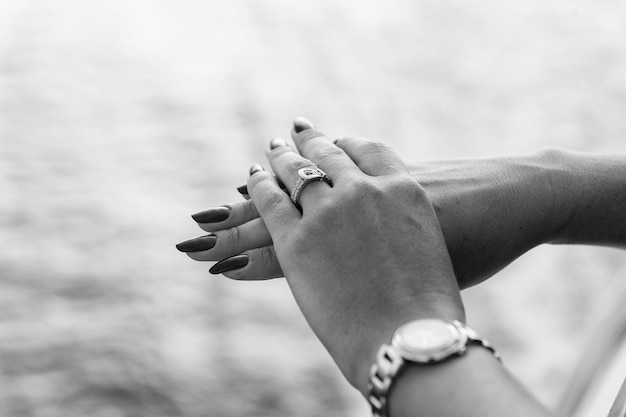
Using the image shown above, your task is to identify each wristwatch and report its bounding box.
[367,319,501,417]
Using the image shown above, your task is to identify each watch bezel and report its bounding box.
[390,319,468,363]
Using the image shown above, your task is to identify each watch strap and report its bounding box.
[367,320,500,417]
[368,344,406,417]
[455,321,501,362]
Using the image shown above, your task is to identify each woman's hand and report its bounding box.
[240,128,465,392]
[176,121,559,416]
[178,121,567,288]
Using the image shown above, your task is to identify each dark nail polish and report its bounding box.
[333,138,339,145]
[249,164,265,176]
[293,116,315,132]
[191,206,230,223]
[237,184,249,195]
[176,234,217,252]
[209,254,249,274]
[269,137,287,150]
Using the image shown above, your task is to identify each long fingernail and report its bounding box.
[293,116,315,132]
[191,206,230,223]
[269,137,287,150]
[249,164,265,176]
[176,234,217,252]
[237,184,249,195]
[209,254,249,274]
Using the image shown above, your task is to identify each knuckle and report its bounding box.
[285,158,315,173]
[258,189,286,212]
[342,176,369,196]
[335,177,379,207]
[337,136,360,147]
[224,223,244,245]
[258,246,277,269]
[394,173,421,189]
[360,140,391,155]
[391,174,429,201]
[313,146,345,167]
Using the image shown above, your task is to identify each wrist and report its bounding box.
[407,152,574,288]
[524,147,575,245]
[367,319,504,417]
[363,319,551,417]
[540,148,626,246]
[349,296,466,395]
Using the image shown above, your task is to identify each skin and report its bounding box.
[177,121,625,416]
[182,138,626,288]
[241,129,549,416]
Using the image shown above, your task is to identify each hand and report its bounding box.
[242,129,465,392]
[178,123,563,288]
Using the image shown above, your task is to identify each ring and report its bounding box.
[290,167,333,206]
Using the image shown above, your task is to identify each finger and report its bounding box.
[180,216,272,261]
[236,184,251,200]
[247,164,300,240]
[236,173,290,202]
[287,117,360,177]
[191,200,259,233]
[334,136,407,176]
[264,143,334,212]
[209,246,284,280]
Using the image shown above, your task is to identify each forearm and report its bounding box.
[386,347,552,417]
[408,148,626,288]
[546,148,626,247]
[411,152,566,287]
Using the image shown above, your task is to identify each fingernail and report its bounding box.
[191,206,230,223]
[176,234,217,252]
[237,184,249,195]
[209,254,249,274]
[269,137,287,150]
[333,138,339,145]
[293,116,315,133]
[249,164,265,176]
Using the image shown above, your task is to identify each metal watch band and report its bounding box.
[367,320,501,417]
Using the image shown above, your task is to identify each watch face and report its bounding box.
[391,319,467,363]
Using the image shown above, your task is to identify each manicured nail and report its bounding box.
[333,138,339,145]
[269,137,287,150]
[209,254,249,274]
[293,116,315,133]
[191,206,230,223]
[249,164,265,176]
[176,234,217,252]
[237,184,249,195]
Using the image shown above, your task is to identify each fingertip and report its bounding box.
[246,168,299,230]
[293,116,315,133]
[291,127,332,150]
[246,166,273,188]
[209,254,250,275]
[237,184,249,196]
[333,136,354,148]
[246,167,280,201]
[269,137,287,150]
[249,164,266,176]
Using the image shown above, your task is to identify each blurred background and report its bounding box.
[1,0,626,416]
